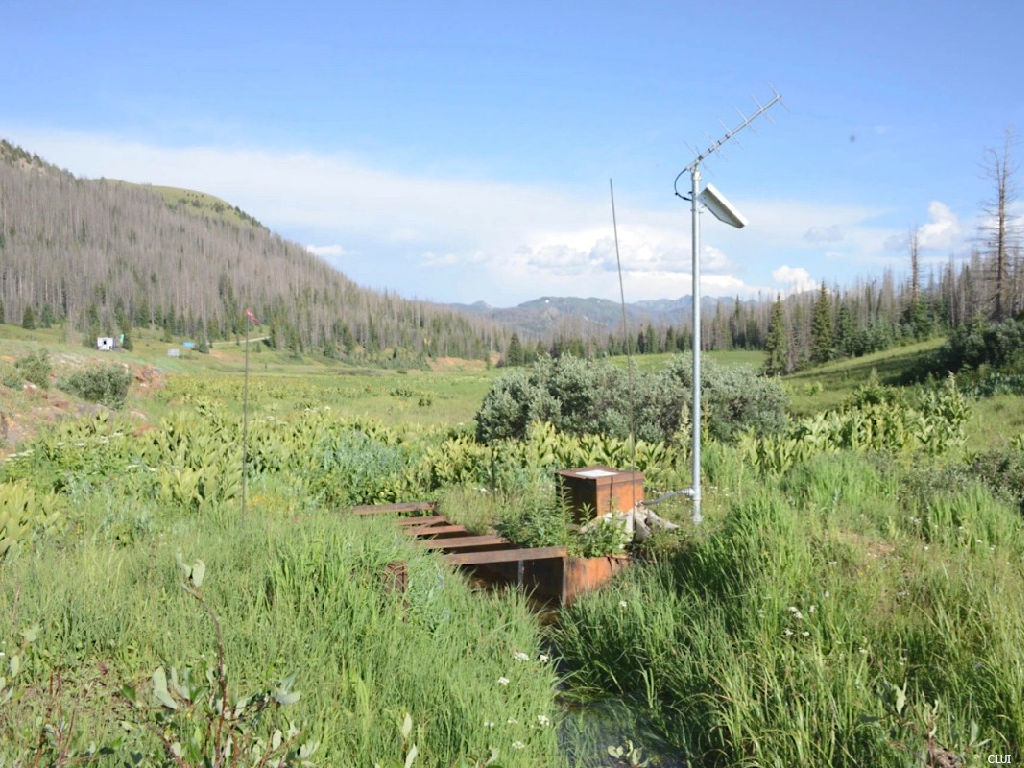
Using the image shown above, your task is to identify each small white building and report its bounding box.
[96,337,116,351]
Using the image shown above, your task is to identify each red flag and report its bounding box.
[245,309,259,324]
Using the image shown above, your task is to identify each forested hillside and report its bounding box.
[0,140,506,363]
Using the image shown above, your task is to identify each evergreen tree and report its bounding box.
[834,304,855,358]
[810,282,834,364]
[644,323,657,354]
[764,296,789,375]
[21,305,35,329]
[134,295,151,328]
[506,332,524,366]
[664,325,676,352]
[0,298,5,323]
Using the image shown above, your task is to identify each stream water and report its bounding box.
[558,694,690,768]
[541,631,689,768]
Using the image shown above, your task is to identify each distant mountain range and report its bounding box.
[449,295,733,338]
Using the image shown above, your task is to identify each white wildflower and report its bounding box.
[512,741,525,750]
[538,654,550,663]
[802,631,810,637]
[783,629,794,637]
[513,651,529,661]
[497,677,509,686]
[537,714,550,727]
[484,721,494,728]
[618,600,628,610]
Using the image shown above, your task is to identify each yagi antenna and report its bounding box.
[670,87,782,527]
[675,88,782,189]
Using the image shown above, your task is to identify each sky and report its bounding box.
[2,0,1022,306]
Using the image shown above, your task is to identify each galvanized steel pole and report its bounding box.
[690,167,702,525]
[674,90,781,526]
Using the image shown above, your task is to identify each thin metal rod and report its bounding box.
[610,178,638,539]
[241,312,251,518]
[690,168,702,525]
[609,179,638,474]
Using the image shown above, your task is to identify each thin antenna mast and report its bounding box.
[610,179,638,541]
[609,179,637,472]
[241,307,258,518]
[673,89,782,525]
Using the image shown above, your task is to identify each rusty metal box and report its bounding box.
[555,466,644,520]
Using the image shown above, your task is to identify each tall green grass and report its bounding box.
[554,448,1024,766]
[0,501,565,765]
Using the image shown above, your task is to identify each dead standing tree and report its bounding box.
[981,128,1020,321]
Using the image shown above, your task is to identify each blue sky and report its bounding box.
[3,0,1022,305]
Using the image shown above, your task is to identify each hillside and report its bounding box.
[0,139,506,364]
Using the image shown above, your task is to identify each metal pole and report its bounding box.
[674,89,781,527]
[690,167,702,525]
[241,314,250,518]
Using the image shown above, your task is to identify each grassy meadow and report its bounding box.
[1,324,1023,766]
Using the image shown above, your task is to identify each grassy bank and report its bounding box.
[0,500,564,765]
[554,446,1024,766]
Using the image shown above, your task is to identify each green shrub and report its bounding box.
[58,364,132,408]
[967,445,1024,514]
[14,349,50,389]
[475,354,786,445]
[495,487,574,551]
[0,362,23,389]
[0,480,64,559]
[577,517,631,557]
[739,375,970,474]
[944,316,1024,370]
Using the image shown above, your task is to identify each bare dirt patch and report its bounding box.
[0,363,165,457]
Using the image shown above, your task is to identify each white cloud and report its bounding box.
[918,201,961,249]
[306,244,346,257]
[0,127,925,304]
[804,224,843,243]
[702,244,730,270]
[885,200,962,252]
[772,265,815,294]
